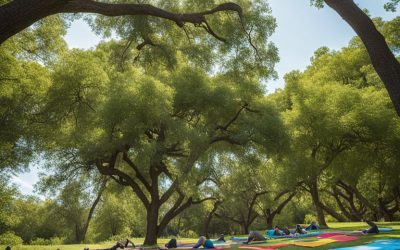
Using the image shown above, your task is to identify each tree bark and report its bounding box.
[144,200,160,246]
[309,181,328,227]
[202,201,221,238]
[324,0,400,116]
[79,178,108,243]
[0,0,242,45]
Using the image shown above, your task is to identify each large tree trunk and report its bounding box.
[266,216,273,230]
[0,0,242,45]
[144,201,160,246]
[242,222,250,235]
[325,0,400,116]
[202,201,221,238]
[309,181,328,227]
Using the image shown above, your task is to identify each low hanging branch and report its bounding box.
[324,0,400,116]
[0,0,243,45]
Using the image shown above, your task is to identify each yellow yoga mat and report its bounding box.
[293,238,337,247]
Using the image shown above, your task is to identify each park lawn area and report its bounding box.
[2,222,399,250]
[259,222,400,250]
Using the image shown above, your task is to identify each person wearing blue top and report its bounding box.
[193,236,215,249]
[305,221,319,231]
[273,226,283,236]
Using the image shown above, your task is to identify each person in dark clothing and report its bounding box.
[273,226,283,236]
[362,220,379,234]
[295,224,306,234]
[165,238,177,249]
[244,231,266,244]
[108,242,125,250]
[305,221,319,231]
[217,234,226,242]
[104,238,135,250]
[282,226,291,236]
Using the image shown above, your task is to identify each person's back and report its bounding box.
[365,220,379,234]
[165,238,177,248]
[193,236,215,249]
[282,226,291,236]
[203,239,214,249]
[245,231,266,244]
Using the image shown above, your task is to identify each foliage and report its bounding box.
[0,231,23,246]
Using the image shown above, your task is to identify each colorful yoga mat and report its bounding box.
[331,239,400,250]
[294,238,337,247]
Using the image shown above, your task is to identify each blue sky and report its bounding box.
[13,0,398,196]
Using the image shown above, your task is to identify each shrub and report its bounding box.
[0,231,23,246]
[50,236,65,245]
[30,237,52,245]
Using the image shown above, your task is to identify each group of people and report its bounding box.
[272,221,319,237]
[96,219,380,250]
[164,234,225,249]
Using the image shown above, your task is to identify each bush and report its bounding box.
[0,231,23,246]
[178,230,198,239]
[50,236,65,245]
[29,237,52,245]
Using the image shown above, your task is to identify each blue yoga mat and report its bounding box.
[230,237,247,241]
[266,230,321,238]
[331,239,400,250]
[379,227,394,232]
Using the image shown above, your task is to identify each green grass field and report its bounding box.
[2,222,399,250]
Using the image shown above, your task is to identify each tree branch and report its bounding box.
[324,0,400,116]
[0,0,243,45]
[95,159,150,208]
[122,152,151,192]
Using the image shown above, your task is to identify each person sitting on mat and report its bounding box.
[165,238,177,249]
[282,226,291,236]
[273,225,283,236]
[244,231,266,244]
[305,221,319,231]
[217,234,226,242]
[295,224,306,234]
[193,236,215,249]
[362,220,379,234]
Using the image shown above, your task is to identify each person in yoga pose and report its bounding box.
[282,226,291,236]
[193,236,215,249]
[273,226,283,236]
[244,231,266,244]
[305,221,319,231]
[165,238,177,249]
[362,220,379,234]
[217,234,226,242]
[295,224,306,234]
[98,239,135,250]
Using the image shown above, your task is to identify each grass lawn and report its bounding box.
[2,222,399,250]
